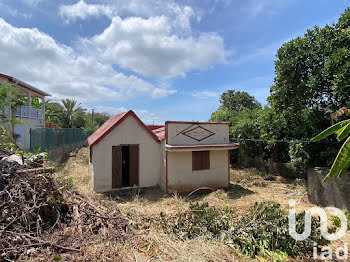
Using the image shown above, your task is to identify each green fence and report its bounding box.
[30,128,92,152]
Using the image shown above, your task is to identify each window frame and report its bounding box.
[192,150,210,171]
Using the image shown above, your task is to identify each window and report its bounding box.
[192,151,210,171]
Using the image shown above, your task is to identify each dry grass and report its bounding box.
[59,147,92,195]
[58,147,350,261]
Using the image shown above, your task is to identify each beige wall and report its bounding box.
[91,115,162,192]
[166,122,230,145]
[160,140,166,191]
[167,150,229,193]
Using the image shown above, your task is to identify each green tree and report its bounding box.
[0,82,25,145]
[93,112,110,128]
[265,8,350,169]
[31,97,42,109]
[0,82,17,122]
[45,101,64,125]
[268,8,350,131]
[220,90,261,112]
[72,110,89,129]
[60,99,85,128]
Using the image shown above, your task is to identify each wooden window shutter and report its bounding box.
[193,151,201,170]
[112,146,122,188]
[193,151,210,171]
[129,144,139,186]
[201,151,210,170]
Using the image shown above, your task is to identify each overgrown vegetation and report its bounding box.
[161,202,328,259]
[331,209,350,229]
[211,8,350,176]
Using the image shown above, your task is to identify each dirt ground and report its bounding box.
[59,147,350,261]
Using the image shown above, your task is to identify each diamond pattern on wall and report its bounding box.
[182,126,215,141]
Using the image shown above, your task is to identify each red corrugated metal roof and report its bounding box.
[88,110,161,146]
[152,126,165,140]
[147,125,164,130]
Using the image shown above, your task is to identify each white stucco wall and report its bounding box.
[91,115,161,192]
[167,150,229,193]
[166,122,229,145]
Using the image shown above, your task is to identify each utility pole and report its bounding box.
[91,109,94,130]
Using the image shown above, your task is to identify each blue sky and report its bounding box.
[0,0,349,124]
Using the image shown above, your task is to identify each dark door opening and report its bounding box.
[112,145,139,189]
[122,146,130,187]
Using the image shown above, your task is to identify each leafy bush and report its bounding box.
[331,209,350,229]
[286,141,310,178]
[161,202,328,259]
[232,202,327,258]
[160,202,235,240]
[0,125,14,151]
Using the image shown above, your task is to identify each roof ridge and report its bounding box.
[88,110,161,146]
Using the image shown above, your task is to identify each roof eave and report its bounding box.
[0,73,51,96]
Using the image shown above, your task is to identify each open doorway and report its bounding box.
[112,144,139,189]
[122,146,130,186]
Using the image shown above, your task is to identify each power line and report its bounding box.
[231,137,340,144]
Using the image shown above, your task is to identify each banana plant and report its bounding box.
[311,107,350,182]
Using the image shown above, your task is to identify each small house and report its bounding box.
[88,110,239,193]
[0,73,51,150]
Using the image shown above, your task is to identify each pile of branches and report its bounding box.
[0,158,130,260]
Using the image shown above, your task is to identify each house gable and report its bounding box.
[88,110,161,147]
[90,112,162,191]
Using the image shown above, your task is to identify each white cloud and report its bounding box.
[134,109,162,124]
[0,18,174,102]
[59,1,113,23]
[59,0,196,33]
[81,15,228,79]
[191,90,221,99]
[90,106,127,115]
[91,106,163,124]
[59,1,228,79]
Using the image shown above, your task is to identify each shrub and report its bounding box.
[287,141,310,179]
[161,202,328,259]
[160,202,234,240]
[232,202,327,258]
[331,209,350,229]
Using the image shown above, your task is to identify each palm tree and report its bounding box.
[61,99,85,128]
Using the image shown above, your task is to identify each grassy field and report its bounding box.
[58,147,350,261]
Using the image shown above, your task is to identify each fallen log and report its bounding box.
[16,167,55,175]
